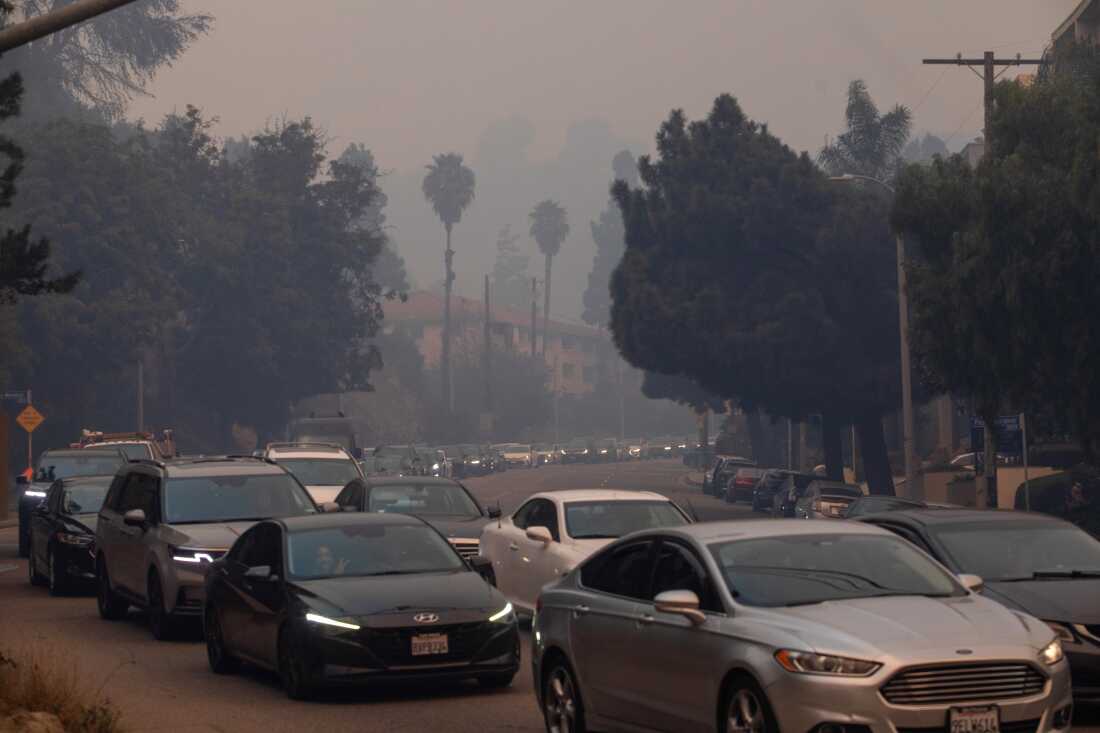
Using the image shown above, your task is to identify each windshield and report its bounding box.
[367,483,481,518]
[164,474,315,523]
[846,497,921,517]
[287,523,465,580]
[533,443,555,451]
[710,533,962,606]
[37,454,124,481]
[100,443,151,460]
[276,458,360,486]
[932,521,1100,581]
[565,500,688,539]
[62,478,113,514]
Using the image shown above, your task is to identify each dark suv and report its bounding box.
[17,447,127,557]
[95,457,318,639]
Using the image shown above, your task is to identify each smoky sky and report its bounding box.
[130,0,1076,318]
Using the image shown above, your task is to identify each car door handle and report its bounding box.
[637,614,655,627]
[572,604,589,618]
[508,543,519,551]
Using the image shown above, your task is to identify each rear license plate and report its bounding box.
[411,633,449,656]
[950,706,1000,733]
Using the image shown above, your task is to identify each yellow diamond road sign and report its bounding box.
[16,404,44,433]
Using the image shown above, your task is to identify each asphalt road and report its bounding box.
[0,459,749,733]
[0,459,1095,732]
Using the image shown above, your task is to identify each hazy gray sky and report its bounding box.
[129,0,1077,318]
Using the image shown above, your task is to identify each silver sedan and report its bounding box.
[531,520,1073,733]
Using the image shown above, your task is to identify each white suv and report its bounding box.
[263,442,363,503]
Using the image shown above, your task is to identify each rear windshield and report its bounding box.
[367,483,481,518]
[164,474,316,523]
[564,500,688,539]
[104,444,152,460]
[37,454,124,481]
[276,458,360,487]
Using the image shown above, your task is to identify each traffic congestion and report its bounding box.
[3,428,1098,732]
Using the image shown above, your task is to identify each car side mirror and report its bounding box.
[244,565,278,582]
[654,589,706,626]
[487,506,502,520]
[958,573,984,593]
[15,475,28,486]
[526,526,553,544]
[123,508,147,528]
[468,555,497,586]
[319,501,341,513]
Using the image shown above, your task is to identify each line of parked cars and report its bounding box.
[19,435,1099,731]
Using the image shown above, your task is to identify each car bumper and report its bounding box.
[59,543,97,583]
[168,565,212,616]
[1067,644,1100,703]
[764,660,1073,733]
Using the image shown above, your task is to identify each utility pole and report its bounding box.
[483,275,492,415]
[922,51,1043,508]
[530,277,538,362]
[0,0,141,52]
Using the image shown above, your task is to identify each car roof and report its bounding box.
[42,448,122,458]
[863,508,1068,528]
[655,518,891,543]
[361,476,461,487]
[526,489,672,503]
[162,458,290,478]
[277,511,424,532]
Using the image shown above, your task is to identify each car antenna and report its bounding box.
[683,498,700,523]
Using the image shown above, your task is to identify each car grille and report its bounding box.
[897,719,1039,733]
[448,538,480,560]
[363,622,492,666]
[881,663,1046,706]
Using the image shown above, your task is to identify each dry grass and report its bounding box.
[0,644,124,733]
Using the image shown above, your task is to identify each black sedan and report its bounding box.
[860,508,1100,704]
[335,477,498,563]
[203,512,519,699]
[27,475,114,595]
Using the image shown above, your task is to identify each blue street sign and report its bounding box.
[1,390,29,404]
[970,415,1024,458]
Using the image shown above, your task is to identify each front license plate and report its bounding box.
[950,706,1000,733]
[411,633,449,656]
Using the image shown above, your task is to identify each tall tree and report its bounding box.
[528,199,568,356]
[903,132,948,164]
[338,142,409,293]
[490,225,529,312]
[818,80,912,181]
[0,0,210,118]
[422,152,475,412]
[583,151,636,327]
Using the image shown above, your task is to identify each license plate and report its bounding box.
[950,706,1000,733]
[411,633,449,656]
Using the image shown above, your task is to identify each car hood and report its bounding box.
[421,515,490,541]
[984,579,1100,624]
[162,521,256,550]
[292,569,501,619]
[770,594,1051,657]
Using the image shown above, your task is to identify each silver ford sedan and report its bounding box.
[531,520,1072,733]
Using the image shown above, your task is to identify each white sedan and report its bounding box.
[479,489,691,614]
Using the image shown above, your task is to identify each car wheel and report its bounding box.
[48,546,68,596]
[477,671,516,689]
[147,571,176,641]
[96,562,129,620]
[543,657,586,733]
[205,605,240,674]
[27,538,46,587]
[721,675,777,733]
[279,626,314,700]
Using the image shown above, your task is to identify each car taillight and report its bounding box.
[735,477,755,486]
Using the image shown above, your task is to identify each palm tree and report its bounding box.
[818,80,912,181]
[422,153,475,412]
[528,200,569,357]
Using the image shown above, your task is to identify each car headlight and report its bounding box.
[775,649,881,677]
[56,532,93,546]
[432,462,440,470]
[470,459,480,465]
[1039,639,1064,666]
[581,449,589,454]
[599,449,608,454]
[23,490,47,498]
[305,612,360,631]
[171,547,217,564]
[488,602,514,623]
[1046,622,1075,644]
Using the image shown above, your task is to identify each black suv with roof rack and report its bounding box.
[95,456,319,640]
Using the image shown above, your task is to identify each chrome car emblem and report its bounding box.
[413,613,439,624]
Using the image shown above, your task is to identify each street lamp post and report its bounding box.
[829,173,919,498]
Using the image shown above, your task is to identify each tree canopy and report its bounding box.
[422,152,475,233]
[819,80,912,181]
[491,225,530,312]
[583,151,635,327]
[529,199,569,259]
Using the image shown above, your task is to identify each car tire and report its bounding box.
[96,562,129,620]
[205,605,240,675]
[719,674,778,733]
[477,671,516,689]
[279,626,314,700]
[27,538,46,587]
[147,571,177,641]
[542,656,586,733]
[47,546,69,597]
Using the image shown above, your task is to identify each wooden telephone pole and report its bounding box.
[922,51,1043,508]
